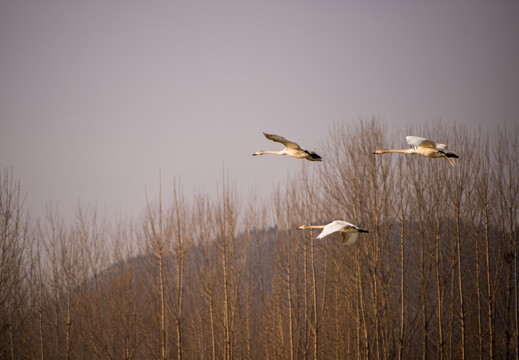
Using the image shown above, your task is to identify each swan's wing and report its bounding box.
[406,136,436,149]
[263,133,301,150]
[341,232,359,245]
[436,143,448,150]
[316,221,348,239]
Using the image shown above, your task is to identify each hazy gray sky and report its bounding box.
[1,0,518,220]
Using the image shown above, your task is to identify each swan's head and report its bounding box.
[298,225,308,230]
[373,149,384,154]
[253,151,263,156]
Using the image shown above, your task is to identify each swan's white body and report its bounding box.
[298,220,368,245]
[253,133,322,161]
[373,136,458,166]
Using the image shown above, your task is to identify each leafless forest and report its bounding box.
[1,120,518,359]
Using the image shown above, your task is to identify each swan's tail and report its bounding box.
[306,151,322,161]
[445,152,459,159]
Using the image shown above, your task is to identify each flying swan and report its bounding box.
[298,220,368,245]
[253,133,322,161]
[373,136,458,166]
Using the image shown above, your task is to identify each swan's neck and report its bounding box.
[299,225,326,230]
[377,148,414,154]
[257,150,284,155]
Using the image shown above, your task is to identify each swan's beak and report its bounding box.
[252,153,257,156]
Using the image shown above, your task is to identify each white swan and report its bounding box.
[373,136,458,166]
[253,133,322,161]
[298,220,368,245]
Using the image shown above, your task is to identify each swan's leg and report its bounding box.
[446,156,455,166]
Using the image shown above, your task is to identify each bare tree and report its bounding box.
[31,225,47,360]
[271,185,295,360]
[491,127,518,359]
[0,169,32,359]
[214,173,241,360]
[475,134,498,360]
[143,181,171,360]
[395,154,411,360]
[192,192,218,360]
[445,128,475,360]
[165,180,189,360]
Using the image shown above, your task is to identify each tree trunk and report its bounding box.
[398,218,405,360]
[455,208,466,360]
[311,236,319,360]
